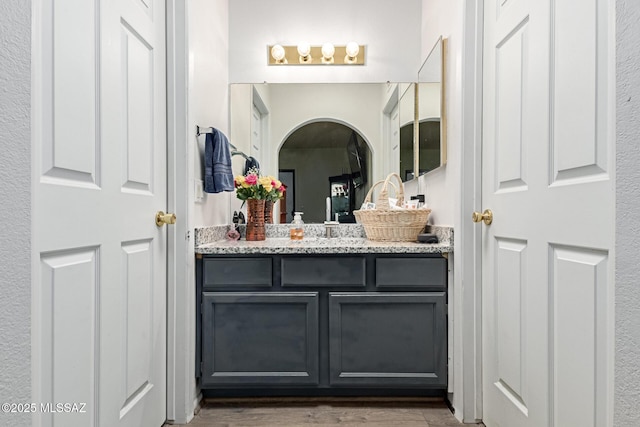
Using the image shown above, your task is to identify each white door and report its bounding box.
[388,103,400,177]
[33,0,167,426]
[251,104,262,165]
[480,0,614,426]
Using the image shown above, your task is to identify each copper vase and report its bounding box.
[245,199,266,241]
[264,200,274,224]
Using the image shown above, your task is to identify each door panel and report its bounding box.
[494,238,527,409]
[45,0,99,186]
[39,249,99,426]
[121,20,155,193]
[550,246,609,427]
[551,0,610,183]
[33,0,167,425]
[495,20,528,191]
[251,105,262,161]
[121,240,154,408]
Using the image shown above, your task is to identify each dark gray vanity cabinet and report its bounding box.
[196,253,448,393]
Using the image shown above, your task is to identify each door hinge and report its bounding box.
[186,230,191,240]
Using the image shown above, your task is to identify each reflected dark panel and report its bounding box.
[400,123,414,181]
[418,119,441,174]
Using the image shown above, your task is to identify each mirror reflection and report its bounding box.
[278,122,370,223]
[417,36,446,175]
[399,83,416,181]
[229,83,412,223]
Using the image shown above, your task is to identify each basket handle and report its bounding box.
[376,172,405,211]
[363,179,397,204]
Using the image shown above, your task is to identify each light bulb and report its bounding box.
[321,43,335,63]
[271,44,286,63]
[297,42,311,57]
[345,42,360,59]
[297,42,311,63]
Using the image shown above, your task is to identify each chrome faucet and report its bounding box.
[324,221,339,238]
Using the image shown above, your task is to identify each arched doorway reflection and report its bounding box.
[278,121,371,223]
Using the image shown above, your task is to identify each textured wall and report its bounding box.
[615,0,640,425]
[0,1,31,426]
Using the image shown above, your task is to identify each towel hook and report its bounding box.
[196,125,214,137]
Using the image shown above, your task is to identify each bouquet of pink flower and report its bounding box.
[234,168,286,201]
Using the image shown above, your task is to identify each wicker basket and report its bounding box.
[353,173,431,242]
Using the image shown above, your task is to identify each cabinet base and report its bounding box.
[202,388,447,399]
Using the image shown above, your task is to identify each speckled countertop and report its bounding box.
[194,224,453,255]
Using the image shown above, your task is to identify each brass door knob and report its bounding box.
[472,209,493,225]
[156,211,177,227]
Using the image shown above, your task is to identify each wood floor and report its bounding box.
[168,398,484,427]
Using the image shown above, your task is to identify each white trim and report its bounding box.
[459,0,484,422]
[166,1,194,424]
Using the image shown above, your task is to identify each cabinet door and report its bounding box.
[329,292,446,387]
[201,292,319,387]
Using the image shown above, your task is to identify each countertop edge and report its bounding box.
[194,242,453,255]
[193,224,453,255]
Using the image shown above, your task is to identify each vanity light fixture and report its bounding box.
[268,42,365,65]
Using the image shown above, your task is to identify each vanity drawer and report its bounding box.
[375,256,447,289]
[203,257,272,288]
[281,256,366,287]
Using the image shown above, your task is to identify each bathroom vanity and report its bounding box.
[194,225,452,397]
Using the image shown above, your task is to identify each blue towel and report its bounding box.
[243,156,260,175]
[204,129,234,193]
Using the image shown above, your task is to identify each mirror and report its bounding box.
[229,82,412,223]
[399,83,416,181]
[417,36,447,175]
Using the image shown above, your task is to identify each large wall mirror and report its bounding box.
[229,83,416,223]
[417,36,447,175]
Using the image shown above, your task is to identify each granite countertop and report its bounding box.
[194,224,453,255]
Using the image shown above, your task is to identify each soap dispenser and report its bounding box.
[290,212,304,240]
